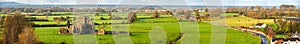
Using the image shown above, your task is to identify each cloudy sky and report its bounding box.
[0,0,299,6]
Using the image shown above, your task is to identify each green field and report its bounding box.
[226,16,275,26]
[35,22,260,44]
[34,15,259,44]
[1,12,260,44]
[224,13,238,16]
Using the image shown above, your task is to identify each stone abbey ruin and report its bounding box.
[71,16,95,34]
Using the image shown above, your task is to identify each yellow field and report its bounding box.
[226,16,275,26]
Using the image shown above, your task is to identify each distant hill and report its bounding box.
[0,2,26,5]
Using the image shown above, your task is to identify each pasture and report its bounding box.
[0,12,260,44]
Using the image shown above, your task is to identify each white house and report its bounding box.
[254,23,267,28]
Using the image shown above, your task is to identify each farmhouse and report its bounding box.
[254,23,267,28]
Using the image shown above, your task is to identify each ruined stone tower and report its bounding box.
[71,16,95,34]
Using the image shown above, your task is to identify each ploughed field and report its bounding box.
[0,12,260,44]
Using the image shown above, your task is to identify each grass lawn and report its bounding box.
[225,13,238,16]
[35,22,260,44]
[274,34,290,38]
[0,13,260,44]
[52,12,73,15]
[0,14,8,16]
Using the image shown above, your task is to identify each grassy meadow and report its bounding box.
[0,12,261,44]
[35,22,260,44]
